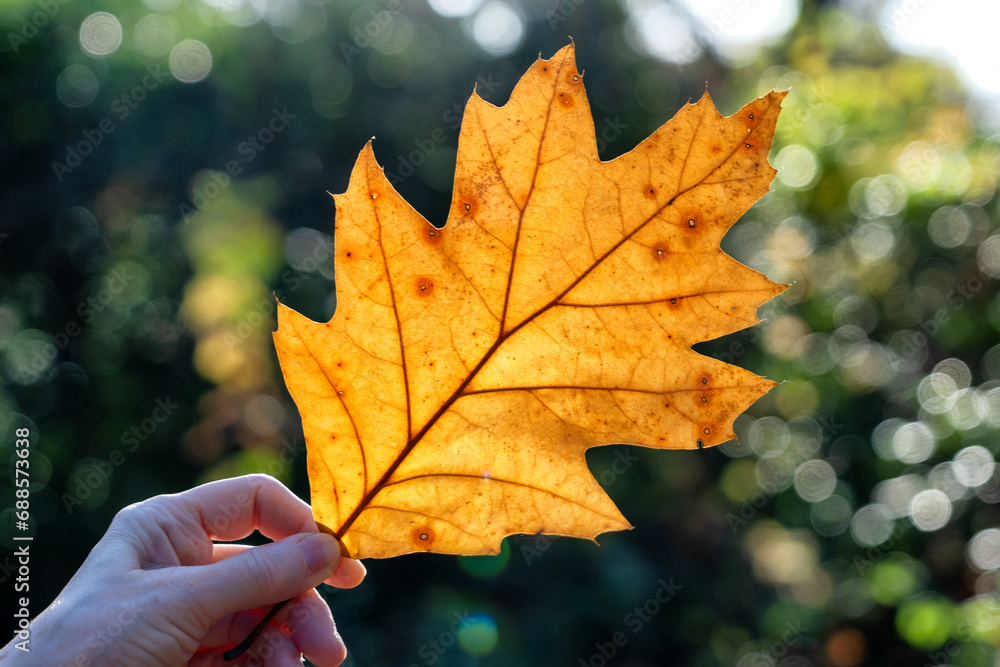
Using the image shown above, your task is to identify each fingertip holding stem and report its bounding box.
[298,532,340,575]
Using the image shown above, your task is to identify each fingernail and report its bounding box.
[298,533,339,574]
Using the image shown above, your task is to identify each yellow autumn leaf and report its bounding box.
[274,43,786,559]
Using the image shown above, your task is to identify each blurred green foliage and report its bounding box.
[1,0,999,665]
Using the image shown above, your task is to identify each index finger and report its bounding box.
[174,474,319,543]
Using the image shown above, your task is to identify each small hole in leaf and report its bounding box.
[744,143,752,149]
[748,113,754,119]
[572,74,580,82]
[670,298,677,304]
[701,377,708,384]
[703,427,710,435]
[687,218,696,228]
[701,396,707,403]
[464,203,471,212]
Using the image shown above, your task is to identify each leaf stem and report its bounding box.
[224,599,289,661]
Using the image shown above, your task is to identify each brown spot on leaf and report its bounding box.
[683,212,703,234]
[644,186,656,199]
[456,192,480,219]
[651,242,669,262]
[422,225,443,246]
[415,276,434,297]
[411,525,435,547]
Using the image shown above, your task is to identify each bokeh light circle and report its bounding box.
[890,421,935,464]
[875,474,924,519]
[793,459,836,502]
[977,234,1000,279]
[850,504,893,546]
[428,0,482,17]
[457,614,499,656]
[134,14,176,58]
[952,445,995,487]
[56,64,99,108]
[469,2,523,57]
[80,12,123,57]
[169,40,213,83]
[909,489,951,531]
[968,528,1000,571]
[775,145,818,188]
[810,494,852,536]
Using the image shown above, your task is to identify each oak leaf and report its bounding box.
[274,44,786,559]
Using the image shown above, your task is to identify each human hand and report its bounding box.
[1,474,365,666]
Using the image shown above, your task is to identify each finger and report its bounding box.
[281,590,347,667]
[198,590,345,666]
[188,532,341,618]
[172,474,319,542]
[199,608,273,648]
[190,631,305,667]
[210,543,250,562]
[189,646,303,667]
[242,626,303,667]
[323,557,366,589]
[213,537,365,589]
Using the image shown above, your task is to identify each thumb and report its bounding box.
[190,533,341,619]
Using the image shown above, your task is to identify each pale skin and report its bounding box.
[0,474,366,666]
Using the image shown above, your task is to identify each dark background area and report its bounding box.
[2,0,999,665]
